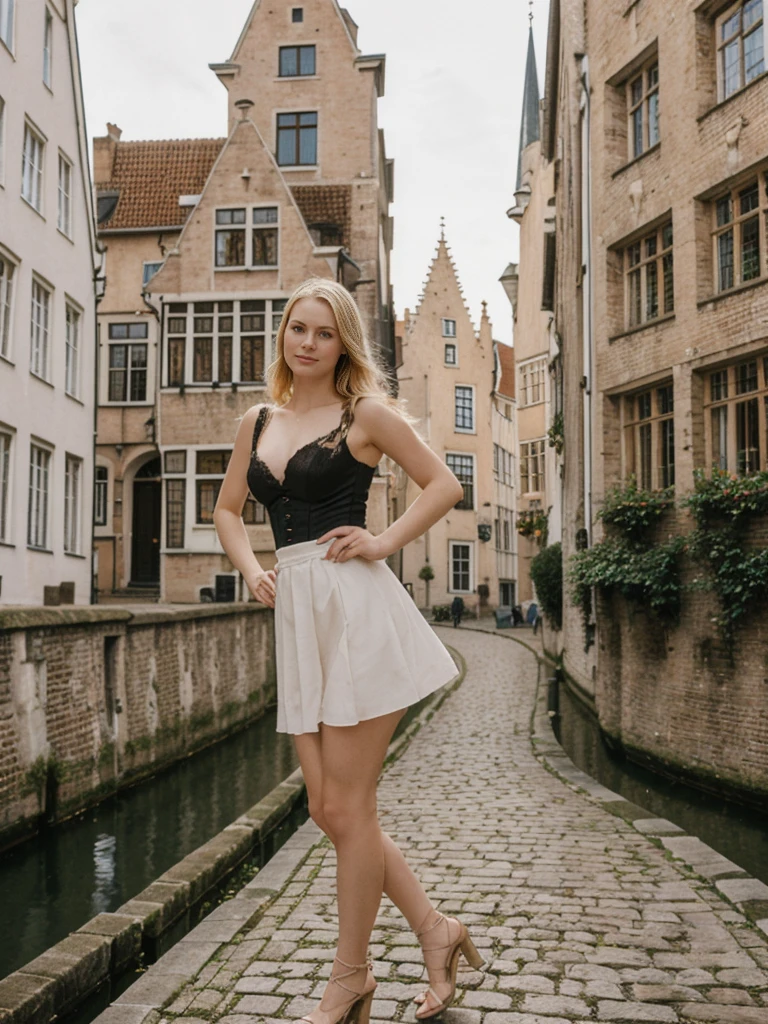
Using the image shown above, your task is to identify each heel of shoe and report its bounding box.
[460,933,485,970]
[349,990,374,1024]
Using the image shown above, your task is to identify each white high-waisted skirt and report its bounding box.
[273,538,458,735]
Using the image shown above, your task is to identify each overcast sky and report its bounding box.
[75,0,550,347]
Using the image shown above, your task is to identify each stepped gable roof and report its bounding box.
[415,231,474,329]
[496,341,516,399]
[290,185,352,248]
[96,138,225,231]
[515,27,541,190]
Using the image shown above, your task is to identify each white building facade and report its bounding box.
[0,0,98,605]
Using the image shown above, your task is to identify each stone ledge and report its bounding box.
[0,602,269,631]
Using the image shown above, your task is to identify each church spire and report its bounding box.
[515,26,541,190]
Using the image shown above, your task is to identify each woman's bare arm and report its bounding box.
[212,405,276,607]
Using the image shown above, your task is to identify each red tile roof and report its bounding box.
[496,341,516,399]
[95,138,225,231]
[291,185,352,247]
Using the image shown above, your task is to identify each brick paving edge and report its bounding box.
[83,637,468,1024]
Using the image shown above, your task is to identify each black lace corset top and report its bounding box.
[246,403,376,549]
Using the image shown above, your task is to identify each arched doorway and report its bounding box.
[131,456,161,585]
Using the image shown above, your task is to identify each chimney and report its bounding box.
[93,122,122,184]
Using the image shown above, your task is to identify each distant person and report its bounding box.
[213,279,483,1024]
[512,604,524,627]
[451,595,465,628]
[527,601,540,634]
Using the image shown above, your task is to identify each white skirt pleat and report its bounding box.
[274,539,458,734]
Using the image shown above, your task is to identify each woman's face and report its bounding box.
[283,296,345,381]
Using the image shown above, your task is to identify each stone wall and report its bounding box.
[0,604,275,846]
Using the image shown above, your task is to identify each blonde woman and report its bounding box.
[213,279,484,1024]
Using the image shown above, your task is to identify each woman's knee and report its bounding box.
[321,794,377,840]
[307,798,331,837]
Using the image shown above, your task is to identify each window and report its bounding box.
[495,507,515,552]
[446,453,474,509]
[0,430,11,543]
[28,444,50,549]
[520,439,546,494]
[22,124,44,212]
[94,465,108,526]
[215,208,245,267]
[1,0,14,50]
[279,45,315,76]
[0,96,5,183]
[717,0,765,100]
[713,173,767,292]
[500,580,515,607]
[705,357,768,473]
[30,279,51,381]
[449,541,473,593]
[519,357,547,407]
[292,6,303,21]
[623,383,675,489]
[253,207,279,266]
[43,8,52,88]
[143,262,163,286]
[64,455,81,554]
[0,252,15,360]
[108,323,148,402]
[442,318,457,338]
[65,302,80,398]
[444,343,457,366]
[166,298,286,387]
[57,154,72,236]
[277,112,318,166]
[454,385,475,432]
[628,61,659,159]
[195,449,266,525]
[625,221,674,328]
[493,444,514,486]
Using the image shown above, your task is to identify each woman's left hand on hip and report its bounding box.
[317,526,384,563]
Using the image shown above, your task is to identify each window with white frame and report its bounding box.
[65,302,80,398]
[28,443,51,549]
[57,154,72,236]
[520,439,546,494]
[449,541,473,593]
[0,429,11,543]
[0,0,14,50]
[22,123,45,212]
[164,451,186,548]
[499,580,515,607]
[166,298,287,387]
[142,261,163,287]
[495,506,515,552]
[519,357,547,407]
[94,465,108,527]
[493,443,514,486]
[30,279,51,381]
[444,343,457,366]
[215,207,279,268]
[713,172,767,293]
[64,454,81,554]
[717,0,765,100]
[0,251,15,360]
[627,60,659,160]
[253,208,279,266]
[442,318,457,338]
[705,357,768,474]
[195,449,265,526]
[625,221,674,328]
[623,382,675,489]
[108,323,148,402]
[454,385,474,432]
[43,7,52,88]
[446,452,474,510]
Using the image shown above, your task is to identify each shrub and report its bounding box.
[598,476,674,538]
[432,604,451,622]
[530,543,563,629]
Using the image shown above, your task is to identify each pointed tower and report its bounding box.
[395,229,498,616]
[509,27,541,221]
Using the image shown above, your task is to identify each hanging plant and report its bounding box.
[547,412,565,455]
[517,509,549,544]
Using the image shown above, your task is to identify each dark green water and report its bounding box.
[554,681,768,884]
[0,710,298,981]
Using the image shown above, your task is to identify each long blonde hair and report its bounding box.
[266,279,396,411]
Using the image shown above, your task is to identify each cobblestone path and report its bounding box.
[157,629,768,1024]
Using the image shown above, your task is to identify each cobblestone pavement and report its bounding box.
[156,629,768,1024]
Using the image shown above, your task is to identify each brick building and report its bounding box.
[0,0,98,606]
[93,0,394,603]
[396,233,516,614]
[537,0,768,798]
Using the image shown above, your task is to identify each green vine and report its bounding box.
[599,476,675,538]
[547,412,564,455]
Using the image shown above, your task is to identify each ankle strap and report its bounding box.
[334,956,371,971]
[415,911,445,939]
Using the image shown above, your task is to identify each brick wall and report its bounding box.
[0,605,275,846]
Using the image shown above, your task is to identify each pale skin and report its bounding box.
[213,296,466,1021]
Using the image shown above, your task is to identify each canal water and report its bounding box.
[0,710,298,981]
[554,680,768,885]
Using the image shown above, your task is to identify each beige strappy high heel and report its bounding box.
[298,956,376,1024]
[414,912,485,1020]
